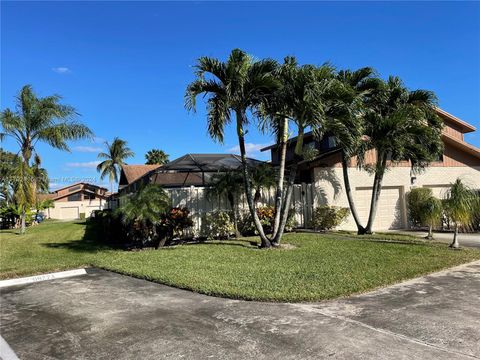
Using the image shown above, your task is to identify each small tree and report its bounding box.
[116,184,170,248]
[419,196,443,239]
[443,179,478,249]
[145,149,169,165]
[407,187,435,228]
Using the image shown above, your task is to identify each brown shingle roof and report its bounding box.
[120,165,162,185]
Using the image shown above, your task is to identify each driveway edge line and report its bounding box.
[0,268,87,288]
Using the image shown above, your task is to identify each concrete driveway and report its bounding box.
[388,230,480,248]
[1,262,479,360]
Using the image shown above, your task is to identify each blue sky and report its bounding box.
[1,1,479,190]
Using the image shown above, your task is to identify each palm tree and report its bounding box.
[12,160,35,233]
[1,85,93,233]
[0,85,93,163]
[97,137,134,192]
[359,76,444,234]
[261,58,336,243]
[324,67,379,234]
[185,49,280,247]
[420,196,443,239]
[206,170,244,237]
[145,149,169,165]
[32,154,49,194]
[116,184,170,248]
[443,179,478,248]
[249,163,276,204]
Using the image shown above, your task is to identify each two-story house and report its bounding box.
[39,182,109,220]
[261,108,480,231]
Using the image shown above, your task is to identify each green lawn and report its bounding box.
[1,220,479,302]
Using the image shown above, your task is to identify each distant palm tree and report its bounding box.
[185,49,280,247]
[97,137,134,192]
[1,85,93,233]
[145,149,169,165]
[0,85,93,164]
[206,170,244,237]
[443,179,478,248]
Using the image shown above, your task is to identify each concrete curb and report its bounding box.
[0,269,87,289]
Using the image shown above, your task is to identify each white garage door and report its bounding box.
[355,186,405,230]
[59,207,79,220]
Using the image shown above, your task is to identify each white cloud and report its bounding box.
[227,143,270,156]
[92,137,106,144]
[52,67,71,74]
[73,146,103,153]
[65,161,100,168]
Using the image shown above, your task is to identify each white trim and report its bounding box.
[0,269,87,288]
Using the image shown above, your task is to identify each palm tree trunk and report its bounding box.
[272,117,288,239]
[449,223,460,249]
[364,153,388,234]
[272,127,305,245]
[427,224,433,239]
[236,110,271,248]
[20,210,26,234]
[272,163,298,245]
[341,151,366,235]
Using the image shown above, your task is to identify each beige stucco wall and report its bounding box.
[45,199,106,220]
[313,166,480,231]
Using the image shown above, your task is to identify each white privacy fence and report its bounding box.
[164,184,315,234]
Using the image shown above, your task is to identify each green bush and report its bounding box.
[239,206,297,236]
[407,188,434,227]
[311,206,349,231]
[202,211,235,239]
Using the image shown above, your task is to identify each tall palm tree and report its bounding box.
[443,179,478,248]
[324,67,379,234]
[262,58,336,243]
[145,149,169,165]
[359,76,443,234]
[0,85,93,164]
[185,49,280,247]
[97,137,135,192]
[1,85,92,233]
[206,170,244,237]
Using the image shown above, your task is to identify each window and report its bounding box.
[67,193,81,201]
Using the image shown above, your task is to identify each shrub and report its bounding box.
[158,207,194,240]
[407,188,434,228]
[239,206,297,236]
[311,206,349,231]
[202,211,235,239]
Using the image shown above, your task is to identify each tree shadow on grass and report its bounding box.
[42,220,122,253]
[182,239,259,249]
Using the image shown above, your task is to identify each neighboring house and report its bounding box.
[39,183,109,220]
[117,154,264,196]
[261,108,480,231]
